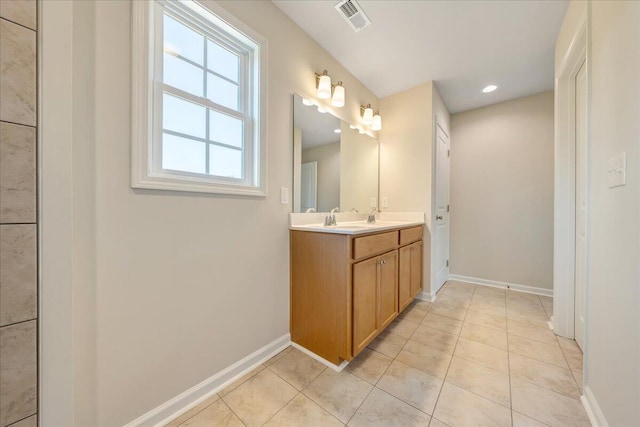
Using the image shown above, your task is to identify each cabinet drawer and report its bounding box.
[399,226,423,245]
[353,231,398,260]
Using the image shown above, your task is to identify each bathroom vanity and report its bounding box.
[289,214,424,367]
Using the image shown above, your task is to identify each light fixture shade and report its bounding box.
[317,105,327,113]
[302,98,314,106]
[317,74,332,99]
[331,83,345,107]
[358,128,365,134]
[362,107,374,125]
[371,113,382,131]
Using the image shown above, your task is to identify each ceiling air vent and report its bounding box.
[335,0,371,32]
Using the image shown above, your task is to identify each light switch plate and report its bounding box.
[381,197,389,208]
[608,152,626,188]
[280,187,289,204]
[370,197,377,208]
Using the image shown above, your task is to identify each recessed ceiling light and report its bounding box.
[482,84,498,93]
[334,129,341,134]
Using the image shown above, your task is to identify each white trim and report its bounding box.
[449,274,553,297]
[39,1,76,425]
[581,385,609,427]
[553,16,588,340]
[290,343,348,373]
[417,291,437,303]
[124,333,291,427]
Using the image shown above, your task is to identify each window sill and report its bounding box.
[131,172,266,196]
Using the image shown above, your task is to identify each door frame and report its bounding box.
[553,17,589,349]
[430,118,450,296]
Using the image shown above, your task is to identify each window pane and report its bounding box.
[164,53,203,97]
[209,110,243,148]
[207,72,238,110]
[162,133,206,174]
[164,14,203,65]
[209,145,242,179]
[207,39,239,82]
[163,93,206,139]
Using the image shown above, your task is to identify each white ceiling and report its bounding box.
[274,0,568,113]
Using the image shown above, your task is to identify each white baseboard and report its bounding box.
[290,342,348,372]
[581,385,609,427]
[124,333,291,427]
[449,274,553,297]
[417,291,437,302]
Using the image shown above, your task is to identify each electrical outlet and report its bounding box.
[381,197,389,208]
[280,187,289,204]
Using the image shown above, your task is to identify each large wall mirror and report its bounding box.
[292,94,379,213]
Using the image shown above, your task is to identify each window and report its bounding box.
[132,0,267,195]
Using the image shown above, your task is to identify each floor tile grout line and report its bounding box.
[428,281,473,421]
[505,288,515,427]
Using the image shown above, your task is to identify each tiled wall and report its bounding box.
[0,1,38,426]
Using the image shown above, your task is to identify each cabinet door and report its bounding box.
[353,256,379,355]
[410,241,423,297]
[378,250,399,330]
[398,245,413,312]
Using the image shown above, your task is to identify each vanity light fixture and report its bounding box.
[482,84,498,93]
[315,70,332,99]
[371,112,382,131]
[349,124,357,130]
[317,105,328,113]
[315,70,347,107]
[361,104,374,125]
[331,82,345,107]
[302,98,314,106]
[358,128,365,134]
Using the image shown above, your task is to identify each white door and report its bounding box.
[300,161,317,212]
[574,60,587,350]
[434,124,450,293]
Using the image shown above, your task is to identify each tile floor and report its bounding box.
[165,281,590,426]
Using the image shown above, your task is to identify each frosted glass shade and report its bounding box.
[317,74,332,99]
[331,83,345,107]
[371,113,382,131]
[362,107,374,125]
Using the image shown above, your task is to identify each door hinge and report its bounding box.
[447,204,450,212]
[446,260,449,267]
[447,149,450,157]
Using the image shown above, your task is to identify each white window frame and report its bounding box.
[132,0,267,196]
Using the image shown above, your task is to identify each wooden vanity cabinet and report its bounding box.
[290,225,422,365]
[352,250,398,355]
[399,240,423,311]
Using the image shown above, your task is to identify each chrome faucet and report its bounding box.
[305,207,316,213]
[367,208,380,224]
[324,207,340,226]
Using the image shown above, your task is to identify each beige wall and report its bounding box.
[42,0,380,425]
[585,1,640,425]
[302,142,340,212]
[450,91,554,290]
[379,82,450,295]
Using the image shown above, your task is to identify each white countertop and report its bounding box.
[289,212,425,235]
